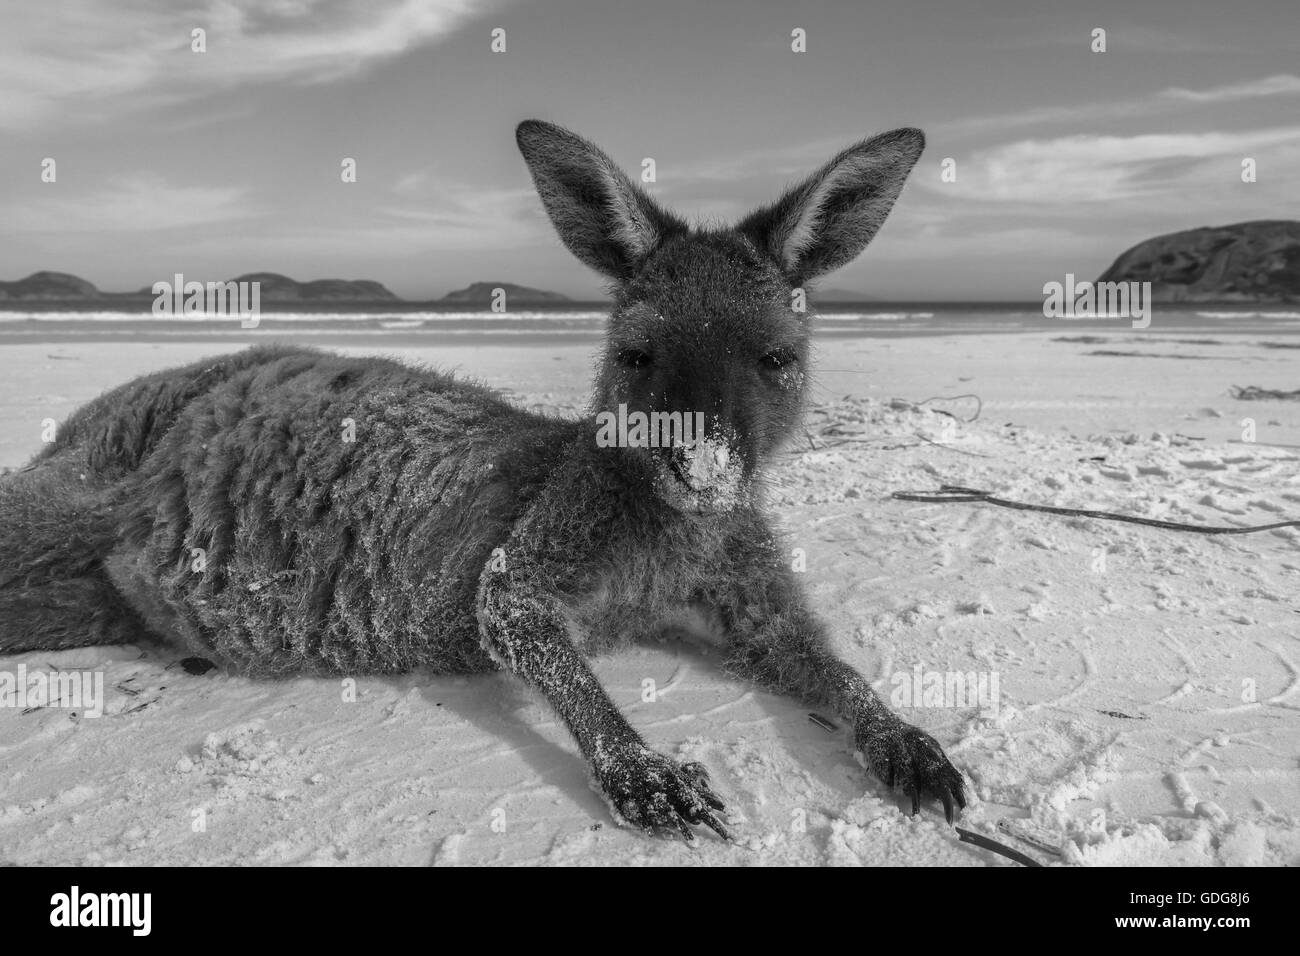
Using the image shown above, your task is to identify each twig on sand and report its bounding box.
[807,712,838,732]
[893,485,1300,535]
[1231,384,1300,401]
[913,434,993,458]
[955,825,1043,867]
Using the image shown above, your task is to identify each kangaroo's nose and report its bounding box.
[671,438,732,491]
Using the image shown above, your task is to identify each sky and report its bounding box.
[1,0,1298,301]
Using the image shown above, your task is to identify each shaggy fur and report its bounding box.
[0,120,965,838]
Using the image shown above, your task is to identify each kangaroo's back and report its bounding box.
[0,346,580,671]
[36,345,314,479]
[0,346,315,648]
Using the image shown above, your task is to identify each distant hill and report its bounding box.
[1098,220,1300,303]
[0,271,100,300]
[440,282,570,304]
[220,273,399,302]
[0,271,399,303]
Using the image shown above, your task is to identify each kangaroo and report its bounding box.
[0,120,965,840]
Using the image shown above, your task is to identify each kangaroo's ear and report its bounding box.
[516,120,686,282]
[738,128,924,283]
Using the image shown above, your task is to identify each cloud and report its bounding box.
[164,180,547,261]
[379,182,546,244]
[608,76,1300,223]
[941,74,1300,136]
[915,127,1300,205]
[2,175,255,232]
[1160,74,1300,103]
[0,0,504,128]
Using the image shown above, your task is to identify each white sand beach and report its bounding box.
[1,330,1297,866]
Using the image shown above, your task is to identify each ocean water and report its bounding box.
[0,303,1297,343]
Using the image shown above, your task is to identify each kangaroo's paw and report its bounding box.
[856,717,967,824]
[595,743,730,841]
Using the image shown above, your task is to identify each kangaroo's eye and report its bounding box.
[760,348,797,370]
[617,348,652,369]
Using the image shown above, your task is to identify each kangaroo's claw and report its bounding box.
[856,717,967,824]
[596,744,731,841]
